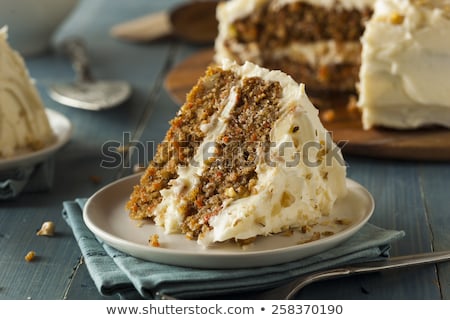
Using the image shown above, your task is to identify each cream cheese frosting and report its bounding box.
[217,0,375,22]
[152,60,347,247]
[358,0,450,129]
[0,26,53,157]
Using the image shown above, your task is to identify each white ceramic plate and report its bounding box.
[0,109,72,170]
[84,174,374,269]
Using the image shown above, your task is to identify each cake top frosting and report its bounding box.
[217,0,376,23]
[372,0,450,28]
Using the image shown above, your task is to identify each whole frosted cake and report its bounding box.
[215,0,375,93]
[127,60,347,246]
[0,27,54,157]
[358,0,450,129]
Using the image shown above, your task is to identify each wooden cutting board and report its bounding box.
[164,48,450,161]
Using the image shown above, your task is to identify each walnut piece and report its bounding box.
[36,221,55,236]
[149,234,160,247]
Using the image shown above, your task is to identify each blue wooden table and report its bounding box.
[0,0,449,300]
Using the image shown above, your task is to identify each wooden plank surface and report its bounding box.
[0,0,449,301]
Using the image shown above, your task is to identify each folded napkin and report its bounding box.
[62,199,405,299]
[0,157,54,200]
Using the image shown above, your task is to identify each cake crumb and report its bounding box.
[297,232,321,245]
[334,218,352,225]
[149,234,160,247]
[321,231,335,237]
[25,251,36,262]
[135,221,146,228]
[301,225,312,233]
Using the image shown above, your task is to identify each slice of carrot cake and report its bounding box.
[127,60,347,246]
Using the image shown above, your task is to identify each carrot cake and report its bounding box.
[0,26,54,157]
[357,0,450,129]
[127,60,347,247]
[214,0,375,93]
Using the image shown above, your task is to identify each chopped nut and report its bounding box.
[390,12,405,24]
[36,221,55,236]
[281,191,295,208]
[301,225,312,233]
[224,187,238,198]
[25,251,36,262]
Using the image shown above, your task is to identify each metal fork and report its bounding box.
[155,250,450,300]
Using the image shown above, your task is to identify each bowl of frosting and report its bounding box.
[0,0,79,56]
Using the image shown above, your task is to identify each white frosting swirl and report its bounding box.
[0,26,53,157]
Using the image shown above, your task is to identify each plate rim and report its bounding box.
[0,108,72,170]
[83,174,374,268]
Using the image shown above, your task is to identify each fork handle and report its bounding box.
[285,250,450,299]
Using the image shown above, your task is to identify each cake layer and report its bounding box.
[128,60,347,246]
[215,0,374,92]
[358,0,450,129]
[0,27,54,157]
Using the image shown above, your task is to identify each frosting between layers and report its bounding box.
[224,40,362,66]
[153,60,347,247]
[0,26,53,157]
[358,0,450,129]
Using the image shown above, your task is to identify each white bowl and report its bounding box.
[0,0,79,56]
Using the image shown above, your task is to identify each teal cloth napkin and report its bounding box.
[0,158,54,200]
[62,199,405,299]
